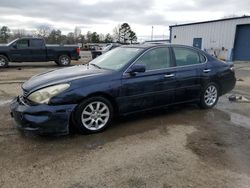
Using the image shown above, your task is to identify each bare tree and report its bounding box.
[12,29,27,39]
[74,26,81,39]
[36,24,52,37]
[113,24,121,43]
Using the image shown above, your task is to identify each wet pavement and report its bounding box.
[0,60,250,188]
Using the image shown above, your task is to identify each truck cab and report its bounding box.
[0,37,81,68]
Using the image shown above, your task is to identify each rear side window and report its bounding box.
[16,40,29,48]
[173,47,200,66]
[135,47,171,71]
[30,39,44,48]
[200,54,207,63]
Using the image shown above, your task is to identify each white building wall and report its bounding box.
[170,18,250,60]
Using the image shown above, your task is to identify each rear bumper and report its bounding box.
[72,55,81,61]
[220,75,236,95]
[10,97,77,135]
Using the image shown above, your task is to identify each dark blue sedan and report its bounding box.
[10,44,236,135]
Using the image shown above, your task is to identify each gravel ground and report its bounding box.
[0,58,249,188]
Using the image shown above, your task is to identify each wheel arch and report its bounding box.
[86,92,119,114]
[209,79,222,96]
[0,53,10,61]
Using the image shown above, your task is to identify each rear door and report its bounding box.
[29,39,46,61]
[119,47,176,114]
[172,47,207,102]
[10,39,30,62]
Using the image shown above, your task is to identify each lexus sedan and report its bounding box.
[10,44,236,135]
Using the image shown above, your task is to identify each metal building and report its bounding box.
[169,16,250,61]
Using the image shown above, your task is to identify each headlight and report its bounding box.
[27,84,70,104]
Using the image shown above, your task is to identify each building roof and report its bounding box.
[169,15,250,28]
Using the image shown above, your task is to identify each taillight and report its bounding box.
[76,47,80,54]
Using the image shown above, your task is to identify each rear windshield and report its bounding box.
[90,47,142,70]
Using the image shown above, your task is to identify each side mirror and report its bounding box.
[127,64,146,75]
[12,44,17,49]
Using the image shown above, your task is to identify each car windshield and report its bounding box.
[102,44,112,51]
[90,47,142,70]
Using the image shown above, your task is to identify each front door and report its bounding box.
[119,47,176,114]
[10,39,30,62]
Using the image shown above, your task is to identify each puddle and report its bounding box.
[229,112,250,129]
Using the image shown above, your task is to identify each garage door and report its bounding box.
[234,24,250,61]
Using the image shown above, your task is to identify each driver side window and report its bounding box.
[16,39,29,48]
[135,47,170,71]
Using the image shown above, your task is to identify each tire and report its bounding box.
[199,83,219,109]
[0,55,9,68]
[57,55,71,66]
[74,97,114,134]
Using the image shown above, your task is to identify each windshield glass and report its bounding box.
[90,47,142,70]
[102,44,112,51]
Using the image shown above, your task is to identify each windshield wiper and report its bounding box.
[90,63,102,69]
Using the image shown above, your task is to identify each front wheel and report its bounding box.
[199,83,219,109]
[74,97,114,134]
[57,55,71,66]
[0,55,9,68]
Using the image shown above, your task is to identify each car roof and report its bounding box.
[18,37,44,40]
[121,44,200,50]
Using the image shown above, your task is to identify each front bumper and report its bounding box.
[10,96,77,135]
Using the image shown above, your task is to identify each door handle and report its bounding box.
[203,69,211,73]
[164,74,175,78]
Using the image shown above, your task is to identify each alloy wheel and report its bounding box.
[61,57,69,65]
[81,101,110,131]
[0,57,6,67]
[204,85,218,106]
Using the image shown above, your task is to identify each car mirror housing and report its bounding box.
[12,44,17,49]
[127,64,146,75]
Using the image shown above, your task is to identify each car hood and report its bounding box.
[22,65,110,92]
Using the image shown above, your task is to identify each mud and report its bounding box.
[0,61,250,188]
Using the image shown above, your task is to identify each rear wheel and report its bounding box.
[0,55,9,68]
[199,83,219,109]
[74,97,114,134]
[57,55,71,66]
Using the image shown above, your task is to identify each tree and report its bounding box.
[86,31,92,43]
[91,32,100,43]
[37,24,51,38]
[66,32,75,44]
[120,23,132,43]
[99,33,105,42]
[78,34,86,47]
[113,24,121,42]
[129,31,137,44]
[104,33,113,43]
[113,23,137,44]
[74,26,81,40]
[0,26,10,43]
[12,29,27,39]
[47,29,62,44]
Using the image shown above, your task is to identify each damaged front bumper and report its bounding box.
[10,96,77,135]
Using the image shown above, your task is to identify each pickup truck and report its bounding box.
[0,37,81,68]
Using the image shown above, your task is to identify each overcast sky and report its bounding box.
[0,0,249,41]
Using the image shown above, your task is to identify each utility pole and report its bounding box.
[151,26,154,41]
